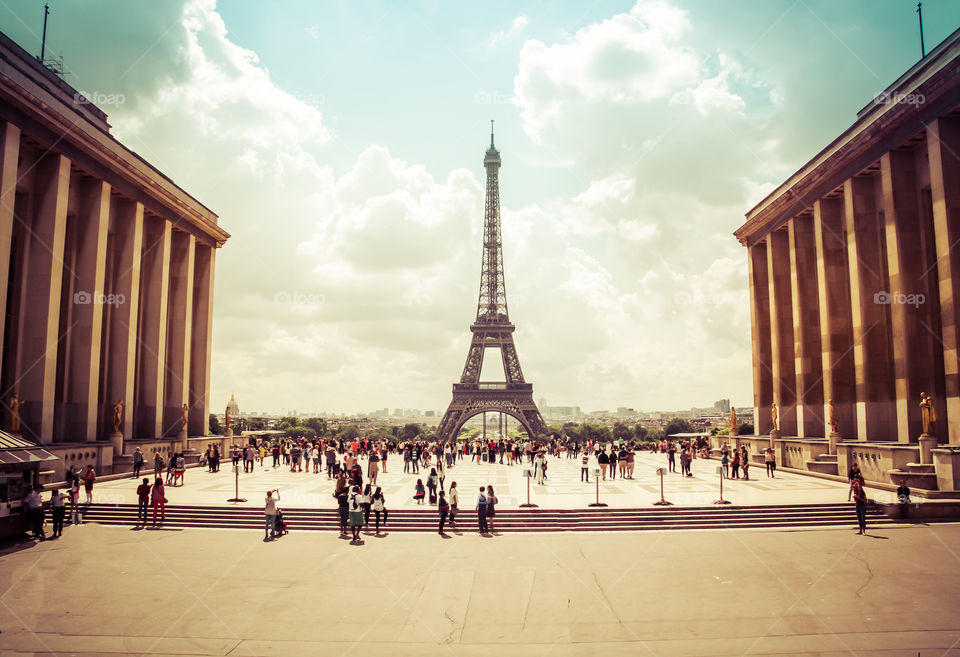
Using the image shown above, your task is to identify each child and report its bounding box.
[414,479,425,504]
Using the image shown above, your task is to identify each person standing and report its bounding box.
[264,489,279,539]
[427,468,439,504]
[436,458,445,491]
[608,448,618,480]
[132,447,144,479]
[476,486,489,534]
[153,452,164,476]
[438,490,449,534]
[335,476,350,536]
[136,477,151,525]
[580,452,590,482]
[371,487,387,533]
[367,450,379,484]
[348,486,363,542]
[731,451,740,479]
[361,484,372,527]
[852,478,868,535]
[597,449,609,481]
[49,488,67,538]
[24,485,44,540]
[448,482,459,524]
[82,464,97,504]
[667,443,677,473]
[764,447,776,478]
[68,467,80,524]
[486,485,498,532]
[151,477,166,525]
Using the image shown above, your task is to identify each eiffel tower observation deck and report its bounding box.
[436,124,548,441]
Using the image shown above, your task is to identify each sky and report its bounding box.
[2,0,959,416]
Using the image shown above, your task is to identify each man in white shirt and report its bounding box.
[24,485,44,540]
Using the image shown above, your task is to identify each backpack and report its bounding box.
[438,498,449,513]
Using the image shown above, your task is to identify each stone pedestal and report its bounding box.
[224,428,233,440]
[109,432,124,455]
[828,432,841,455]
[919,433,938,465]
[177,429,188,449]
[769,431,781,449]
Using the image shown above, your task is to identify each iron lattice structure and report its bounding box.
[436,127,548,441]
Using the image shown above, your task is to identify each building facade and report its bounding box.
[0,32,228,476]
[734,30,960,491]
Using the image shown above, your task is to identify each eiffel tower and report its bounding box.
[436,123,548,442]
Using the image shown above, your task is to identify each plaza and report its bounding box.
[1,522,959,656]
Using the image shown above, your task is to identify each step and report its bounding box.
[806,459,839,475]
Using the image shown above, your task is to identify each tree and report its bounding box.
[400,423,423,441]
[289,425,317,440]
[585,422,612,442]
[663,418,694,437]
[633,424,648,441]
[274,417,297,431]
[209,414,222,435]
[738,423,754,435]
[246,418,267,431]
[304,417,327,436]
[612,422,633,442]
[338,424,360,441]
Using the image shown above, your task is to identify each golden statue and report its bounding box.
[771,402,779,433]
[181,403,189,431]
[225,405,231,429]
[920,391,937,435]
[112,399,124,434]
[828,398,839,434]
[9,395,23,433]
[730,407,738,436]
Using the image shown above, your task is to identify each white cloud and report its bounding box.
[490,15,530,46]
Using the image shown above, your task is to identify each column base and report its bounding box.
[224,428,233,440]
[109,432,124,455]
[919,433,938,465]
[177,429,188,448]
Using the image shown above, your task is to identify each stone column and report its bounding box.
[881,149,940,444]
[767,229,797,436]
[0,122,20,370]
[19,154,70,443]
[788,214,824,437]
[189,244,215,437]
[814,197,856,448]
[749,243,774,435]
[135,217,171,438]
[844,175,896,441]
[164,231,195,444]
[65,180,111,442]
[103,200,143,446]
[927,117,960,445]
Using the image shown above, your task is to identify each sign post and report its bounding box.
[588,468,607,507]
[653,467,672,506]
[228,463,246,503]
[520,469,537,508]
[713,465,731,505]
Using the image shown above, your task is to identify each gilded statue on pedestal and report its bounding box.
[730,406,738,436]
[828,398,839,434]
[920,391,937,435]
[112,399,124,434]
[9,395,23,433]
[771,402,779,433]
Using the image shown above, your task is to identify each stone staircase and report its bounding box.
[79,502,892,532]
[888,463,938,490]
[806,453,839,476]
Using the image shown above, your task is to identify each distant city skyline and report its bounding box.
[3,1,958,414]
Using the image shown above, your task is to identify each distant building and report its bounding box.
[714,399,731,413]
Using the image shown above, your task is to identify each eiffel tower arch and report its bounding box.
[436,124,548,442]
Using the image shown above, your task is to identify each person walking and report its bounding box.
[436,458,446,491]
[742,451,751,481]
[151,476,166,525]
[264,489,279,539]
[448,482,459,524]
[852,478,868,535]
[335,477,350,536]
[132,447,144,479]
[476,486,489,534]
[609,448,618,480]
[438,490,449,534]
[427,468,439,504]
[367,450,380,484]
[371,486,387,533]
[136,477,151,525]
[153,452,164,476]
[50,488,67,538]
[414,479,426,504]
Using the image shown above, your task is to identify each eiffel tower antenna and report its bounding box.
[436,128,547,442]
